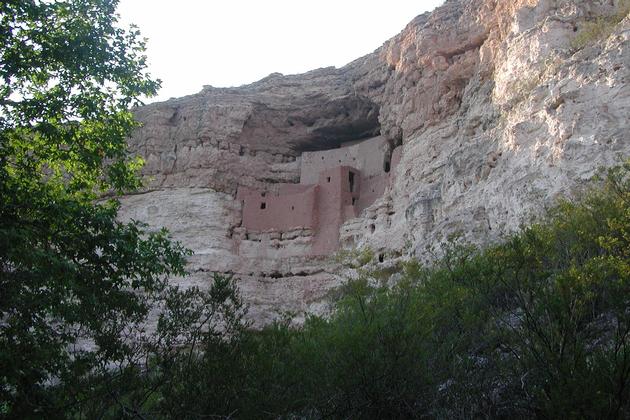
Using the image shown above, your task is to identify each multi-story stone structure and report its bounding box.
[237,136,401,255]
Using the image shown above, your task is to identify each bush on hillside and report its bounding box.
[60,160,630,418]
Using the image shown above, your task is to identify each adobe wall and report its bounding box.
[356,175,389,211]
[355,137,392,178]
[391,145,402,169]
[312,166,360,255]
[237,142,403,255]
[353,145,402,212]
[277,184,313,195]
[238,185,317,232]
[300,135,389,184]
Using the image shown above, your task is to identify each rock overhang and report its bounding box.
[122,0,630,326]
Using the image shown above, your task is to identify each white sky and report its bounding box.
[117,1,444,103]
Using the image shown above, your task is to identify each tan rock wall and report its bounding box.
[120,0,630,325]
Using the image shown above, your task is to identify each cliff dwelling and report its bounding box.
[236,135,401,255]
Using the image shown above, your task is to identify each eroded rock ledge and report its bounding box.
[120,0,630,326]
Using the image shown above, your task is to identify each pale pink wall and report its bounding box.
[311,166,360,255]
[300,136,388,184]
[355,136,390,178]
[278,184,312,195]
[353,145,402,212]
[238,185,317,231]
[356,174,388,211]
[237,142,404,255]
[391,145,402,169]
[301,147,357,185]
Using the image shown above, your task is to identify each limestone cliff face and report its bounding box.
[119,0,630,325]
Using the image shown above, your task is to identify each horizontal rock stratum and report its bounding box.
[120,0,630,325]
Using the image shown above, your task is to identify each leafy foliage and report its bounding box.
[60,274,248,419]
[0,1,221,416]
[83,161,630,419]
[2,1,629,418]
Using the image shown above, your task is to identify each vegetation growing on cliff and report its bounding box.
[35,160,628,419]
[571,0,630,50]
[2,0,629,418]
[0,1,227,416]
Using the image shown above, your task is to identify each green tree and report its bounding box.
[0,0,193,416]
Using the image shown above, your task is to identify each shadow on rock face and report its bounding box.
[240,95,381,154]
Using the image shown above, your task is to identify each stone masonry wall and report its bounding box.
[236,137,401,257]
[300,135,390,184]
[237,185,317,232]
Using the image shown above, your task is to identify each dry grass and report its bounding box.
[571,0,630,50]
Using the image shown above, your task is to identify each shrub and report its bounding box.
[56,160,630,418]
[270,160,630,418]
[572,0,630,50]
